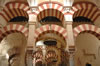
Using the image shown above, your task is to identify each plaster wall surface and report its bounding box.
[74,33,100,66]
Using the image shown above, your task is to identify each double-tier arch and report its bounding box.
[28,1,74,24]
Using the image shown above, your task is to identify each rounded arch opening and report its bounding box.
[7,8,29,22]
[35,33,66,49]
[73,16,92,22]
[34,24,68,66]
[34,30,68,66]
[74,24,100,66]
[73,16,93,27]
[72,1,99,23]
[37,9,64,26]
[40,16,61,22]
[37,9,64,22]
[9,16,29,22]
[2,1,29,22]
[35,24,67,49]
[35,2,65,26]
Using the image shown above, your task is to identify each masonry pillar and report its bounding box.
[28,22,36,50]
[69,54,74,66]
[33,58,36,66]
[27,14,37,66]
[65,22,74,48]
[27,14,37,50]
[65,22,75,66]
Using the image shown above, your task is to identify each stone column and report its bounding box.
[65,22,75,66]
[42,46,47,66]
[69,54,74,66]
[33,58,36,66]
[27,22,36,66]
[26,50,33,66]
[27,21,36,50]
[27,11,37,50]
[65,22,74,48]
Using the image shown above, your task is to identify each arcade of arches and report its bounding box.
[0,0,100,66]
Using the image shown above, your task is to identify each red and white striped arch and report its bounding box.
[1,1,29,22]
[35,59,42,63]
[72,1,100,22]
[33,51,57,63]
[46,51,57,59]
[73,24,100,40]
[29,2,72,22]
[37,9,64,22]
[33,52,42,58]
[46,52,57,63]
[35,24,67,41]
[33,51,43,63]
[0,24,28,41]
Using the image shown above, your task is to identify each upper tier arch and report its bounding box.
[72,1,100,23]
[0,1,30,22]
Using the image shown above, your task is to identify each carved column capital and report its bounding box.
[68,46,75,54]
[65,21,73,25]
[29,21,36,25]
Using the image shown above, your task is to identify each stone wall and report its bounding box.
[0,33,27,66]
